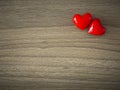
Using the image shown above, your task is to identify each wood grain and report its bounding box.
[0,0,120,90]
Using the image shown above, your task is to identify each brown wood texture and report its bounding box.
[0,0,120,90]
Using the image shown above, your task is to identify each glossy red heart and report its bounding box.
[72,13,92,30]
[88,18,105,36]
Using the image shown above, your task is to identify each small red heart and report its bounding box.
[72,13,92,30]
[88,18,105,36]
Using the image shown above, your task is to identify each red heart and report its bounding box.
[88,18,105,36]
[72,13,92,30]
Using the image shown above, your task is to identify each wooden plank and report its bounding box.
[0,0,120,90]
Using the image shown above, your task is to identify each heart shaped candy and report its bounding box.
[72,13,92,30]
[88,18,105,36]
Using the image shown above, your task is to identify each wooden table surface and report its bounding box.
[0,0,120,90]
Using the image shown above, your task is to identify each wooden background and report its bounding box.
[0,0,120,90]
